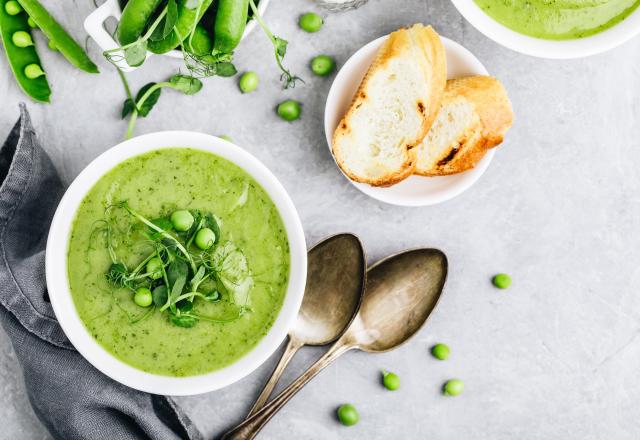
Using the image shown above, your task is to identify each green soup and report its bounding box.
[474,0,640,40]
[67,148,290,376]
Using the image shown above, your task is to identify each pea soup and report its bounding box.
[67,148,290,376]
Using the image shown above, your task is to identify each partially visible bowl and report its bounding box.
[46,131,306,395]
[84,0,269,71]
[450,0,640,59]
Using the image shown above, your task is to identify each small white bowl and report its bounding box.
[84,0,269,71]
[450,0,640,59]
[324,34,492,207]
[46,131,307,395]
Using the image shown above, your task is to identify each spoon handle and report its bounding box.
[246,335,303,418]
[222,343,353,440]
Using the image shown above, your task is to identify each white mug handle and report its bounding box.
[84,0,140,72]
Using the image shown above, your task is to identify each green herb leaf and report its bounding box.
[170,314,197,328]
[152,285,168,307]
[169,74,203,95]
[136,83,162,117]
[164,0,179,38]
[177,299,193,312]
[124,41,147,67]
[167,260,188,286]
[204,290,221,302]
[274,37,288,58]
[215,62,237,77]
[204,215,220,244]
[121,99,135,119]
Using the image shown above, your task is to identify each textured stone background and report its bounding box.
[2,0,640,438]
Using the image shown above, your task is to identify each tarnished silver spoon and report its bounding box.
[223,248,448,439]
[246,233,366,417]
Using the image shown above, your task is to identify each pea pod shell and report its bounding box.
[148,0,213,54]
[15,0,98,73]
[213,0,248,54]
[0,1,50,102]
[184,23,212,56]
[117,0,164,46]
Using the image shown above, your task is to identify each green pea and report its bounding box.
[239,71,258,93]
[443,379,464,396]
[277,100,301,121]
[4,0,23,15]
[23,63,44,79]
[194,228,216,250]
[134,287,153,307]
[431,343,450,360]
[170,210,194,232]
[299,12,323,33]
[310,55,335,76]
[27,17,36,28]
[12,31,34,48]
[146,257,163,280]
[219,135,233,143]
[381,370,400,391]
[337,403,359,426]
[492,273,511,289]
[47,39,57,51]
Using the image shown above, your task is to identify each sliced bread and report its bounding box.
[332,24,447,186]
[414,76,514,176]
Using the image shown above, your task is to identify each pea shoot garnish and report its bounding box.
[94,201,252,328]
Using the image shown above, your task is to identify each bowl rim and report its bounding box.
[324,34,495,207]
[45,131,307,396]
[450,0,640,59]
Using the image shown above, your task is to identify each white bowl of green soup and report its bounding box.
[46,132,306,395]
[451,0,640,58]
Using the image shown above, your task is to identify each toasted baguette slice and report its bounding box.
[332,24,446,186]
[414,76,513,176]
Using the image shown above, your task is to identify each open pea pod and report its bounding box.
[0,1,50,102]
[16,0,98,73]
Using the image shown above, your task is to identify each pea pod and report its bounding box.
[213,0,248,54]
[185,24,212,56]
[148,0,213,54]
[0,0,50,102]
[117,0,164,45]
[15,0,98,73]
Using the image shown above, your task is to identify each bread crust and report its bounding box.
[332,24,447,187]
[415,76,514,176]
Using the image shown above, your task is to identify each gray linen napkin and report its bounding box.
[0,104,203,440]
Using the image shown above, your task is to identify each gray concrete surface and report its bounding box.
[2,0,640,438]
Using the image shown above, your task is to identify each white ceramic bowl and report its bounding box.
[325,34,492,207]
[450,0,640,59]
[84,0,269,71]
[46,131,307,395]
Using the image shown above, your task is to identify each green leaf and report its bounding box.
[204,215,220,244]
[215,62,237,77]
[274,37,288,58]
[167,260,188,286]
[121,99,135,119]
[124,41,147,67]
[177,299,193,312]
[169,273,187,312]
[170,314,197,328]
[164,0,179,38]
[152,285,168,307]
[135,83,162,117]
[211,242,253,305]
[169,74,203,95]
[204,290,221,302]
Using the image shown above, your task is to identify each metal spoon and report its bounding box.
[246,233,366,417]
[223,248,448,439]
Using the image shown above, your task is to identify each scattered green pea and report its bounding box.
[219,135,233,143]
[492,273,512,289]
[310,55,335,76]
[277,100,301,121]
[4,0,23,15]
[48,39,57,51]
[170,210,194,232]
[431,343,450,360]
[195,228,216,250]
[239,71,259,93]
[443,379,464,396]
[134,287,153,307]
[337,403,359,426]
[27,17,36,28]
[24,63,44,79]
[146,257,163,280]
[381,370,400,391]
[12,31,34,48]
[299,12,323,33]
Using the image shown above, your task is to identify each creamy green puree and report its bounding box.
[67,148,290,376]
[475,0,640,40]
